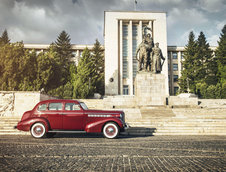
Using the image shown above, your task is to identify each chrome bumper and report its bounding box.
[124,123,130,129]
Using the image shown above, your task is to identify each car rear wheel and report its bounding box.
[103,122,119,139]
[30,123,46,138]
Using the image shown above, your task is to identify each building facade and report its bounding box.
[104,11,168,96]
[23,11,216,96]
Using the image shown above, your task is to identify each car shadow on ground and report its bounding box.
[50,127,156,139]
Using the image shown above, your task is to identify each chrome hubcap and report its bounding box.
[108,127,114,133]
[36,127,42,132]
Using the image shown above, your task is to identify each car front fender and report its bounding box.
[17,117,50,132]
[85,118,123,133]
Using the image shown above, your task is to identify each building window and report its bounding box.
[123,85,129,95]
[132,25,138,37]
[123,25,128,37]
[123,60,128,78]
[174,87,179,95]
[168,53,171,59]
[72,51,77,58]
[132,24,138,78]
[173,64,178,71]
[123,24,128,78]
[172,52,178,59]
[173,75,178,82]
[168,75,170,82]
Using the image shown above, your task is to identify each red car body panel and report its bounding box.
[85,117,124,133]
[17,117,49,132]
[17,99,126,134]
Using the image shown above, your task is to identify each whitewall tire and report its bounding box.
[103,122,119,139]
[30,123,46,138]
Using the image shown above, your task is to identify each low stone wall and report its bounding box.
[168,96,198,107]
[0,91,56,117]
[198,99,226,108]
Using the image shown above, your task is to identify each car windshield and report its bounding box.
[80,102,88,110]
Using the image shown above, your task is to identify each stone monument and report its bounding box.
[135,27,166,106]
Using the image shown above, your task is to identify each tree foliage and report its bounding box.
[46,31,74,98]
[73,48,96,98]
[215,24,226,85]
[179,31,197,93]
[0,29,10,46]
[91,39,105,95]
[179,26,226,98]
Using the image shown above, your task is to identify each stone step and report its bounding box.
[127,118,226,122]
[153,133,226,135]
[128,121,226,125]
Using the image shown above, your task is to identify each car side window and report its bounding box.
[48,103,63,111]
[65,103,81,111]
[38,104,47,111]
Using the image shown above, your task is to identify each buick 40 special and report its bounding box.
[16,99,127,139]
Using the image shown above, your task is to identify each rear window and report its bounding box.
[38,104,47,111]
[48,103,63,111]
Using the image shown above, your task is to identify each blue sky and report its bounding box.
[0,0,225,46]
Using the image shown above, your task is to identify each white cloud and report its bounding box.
[198,0,226,12]
[216,20,226,31]
[168,8,208,28]
[207,35,219,46]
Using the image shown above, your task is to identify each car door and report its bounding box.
[46,102,63,130]
[62,102,85,130]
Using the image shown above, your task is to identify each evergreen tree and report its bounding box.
[49,31,73,89]
[179,31,197,93]
[34,47,56,92]
[91,39,105,95]
[54,30,73,85]
[0,29,10,45]
[73,48,96,98]
[215,24,226,85]
[195,32,216,85]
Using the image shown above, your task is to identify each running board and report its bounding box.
[48,130,87,134]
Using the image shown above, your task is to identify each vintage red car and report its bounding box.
[16,99,128,139]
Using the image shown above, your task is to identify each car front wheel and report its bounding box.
[30,123,46,138]
[103,122,119,139]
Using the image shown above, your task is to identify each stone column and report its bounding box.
[119,20,123,95]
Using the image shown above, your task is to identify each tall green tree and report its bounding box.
[34,47,56,92]
[91,39,105,95]
[0,29,10,45]
[47,31,74,98]
[195,32,216,85]
[54,30,73,85]
[73,48,96,98]
[215,24,226,85]
[179,31,197,93]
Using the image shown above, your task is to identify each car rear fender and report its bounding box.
[85,118,123,133]
[18,117,50,132]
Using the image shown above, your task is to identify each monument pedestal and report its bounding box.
[135,72,166,106]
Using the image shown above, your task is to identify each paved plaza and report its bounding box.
[0,134,225,171]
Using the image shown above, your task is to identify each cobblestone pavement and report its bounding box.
[0,134,225,172]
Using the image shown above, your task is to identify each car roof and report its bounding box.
[38,99,81,104]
